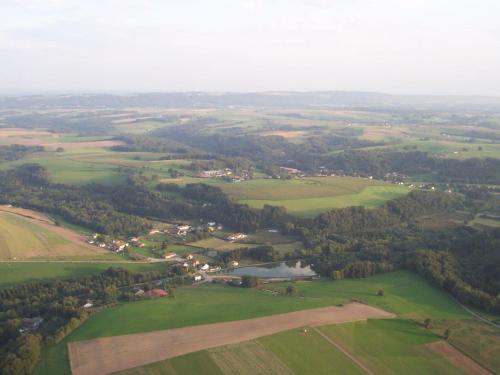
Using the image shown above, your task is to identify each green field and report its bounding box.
[199,177,411,217]
[0,262,167,287]
[260,329,365,375]
[35,271,471,375]
[241,185,410,217]
[320,319,465,374]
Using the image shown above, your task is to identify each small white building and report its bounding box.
[194,275,203,281]
[82,302,93,309]
[200,263,210,271]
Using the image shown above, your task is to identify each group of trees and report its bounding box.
[290,190,462,247]
[0,267,170,375]
[0,145,44,161]
[112,135,195,154]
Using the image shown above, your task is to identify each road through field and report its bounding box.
[69,302,394,375]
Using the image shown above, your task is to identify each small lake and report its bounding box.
[228,261,317,278]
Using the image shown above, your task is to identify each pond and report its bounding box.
[228,260,317,278]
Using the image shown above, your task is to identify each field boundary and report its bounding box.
[313,327,374,375]
[68,302,394,375]
[427,341,492,375]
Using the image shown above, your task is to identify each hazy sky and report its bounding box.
[1,0,500,95]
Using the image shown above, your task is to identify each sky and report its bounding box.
[1,0,500,96]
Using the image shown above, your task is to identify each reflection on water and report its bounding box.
[229,260,316,278]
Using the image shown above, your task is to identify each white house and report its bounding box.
[194,275,203,281]
[200,263,210,271]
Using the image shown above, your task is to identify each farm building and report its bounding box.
[144,289,168,298]
[172,225,192,236]
[194,275,203,281]
[163,252,177,260]
[200,263,210,271]
[109,240,128,252]
[227,233,248,241]
[20,317,43,332]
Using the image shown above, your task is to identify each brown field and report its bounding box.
[428,341,492,375]
[361,126,409,140]
[68,302,394,375]
[261,130,306,139]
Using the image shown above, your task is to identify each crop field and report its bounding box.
[0,211,108,260]
[319,319,467,374]
[259,329,366,375]
[118,327,367,375]
[35,271,474,375]
[68,303,391,375]
[0,261,166,288]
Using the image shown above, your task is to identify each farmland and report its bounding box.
[35,271,478,375]
[68,303,392,375]
[0,98,499,375]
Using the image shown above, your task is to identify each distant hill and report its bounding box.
[1,91,500,111]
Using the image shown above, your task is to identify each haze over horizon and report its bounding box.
[1,0,499,96]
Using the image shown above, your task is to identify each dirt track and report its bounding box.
[428,341,492,375]
[68,302,394,375]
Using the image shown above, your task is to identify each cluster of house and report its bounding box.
[87,234,145,253]
[163,252,232,273]
[198,168,251,183]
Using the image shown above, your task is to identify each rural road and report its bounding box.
[68,302,395,375]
